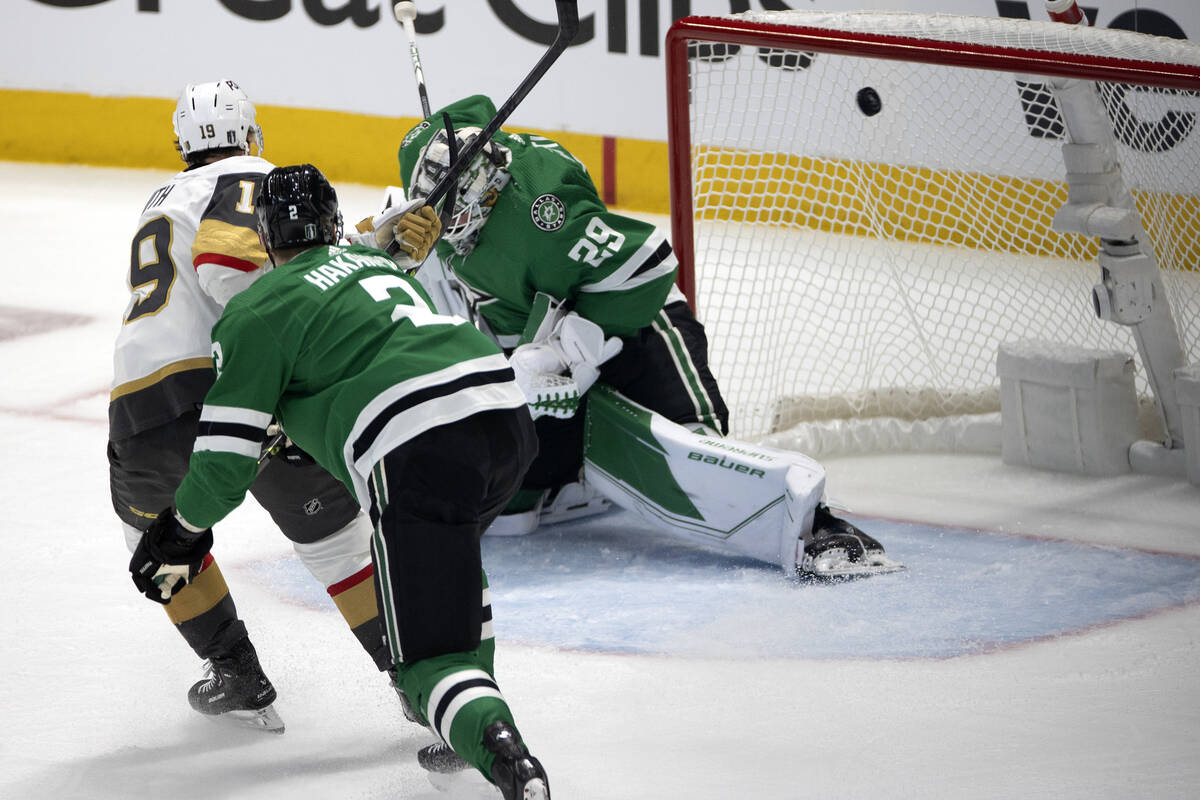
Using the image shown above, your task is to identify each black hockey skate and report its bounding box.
[418,741,470,774]
[798,504,905,580]
[187,637,284,733]
[389,669,472,774]
[485,721,550,800]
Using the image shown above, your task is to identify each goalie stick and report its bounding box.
[392,1,431,118]
[418,0,580,209]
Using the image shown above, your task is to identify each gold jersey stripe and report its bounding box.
[193,218,267,270]
[110,357,213,402]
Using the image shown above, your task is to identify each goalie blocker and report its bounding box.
[583,385,903,578]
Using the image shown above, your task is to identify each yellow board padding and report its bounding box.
[0,88,675,210]
[693,148,1200,271]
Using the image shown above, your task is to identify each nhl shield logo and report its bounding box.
[531,194,565,231]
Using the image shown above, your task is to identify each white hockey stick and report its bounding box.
[392,1,431,118]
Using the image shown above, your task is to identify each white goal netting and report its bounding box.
[669,11,1200,452]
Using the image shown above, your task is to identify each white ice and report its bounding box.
[0,162,1197,800]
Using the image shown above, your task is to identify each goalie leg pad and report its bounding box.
[582,384,825,571]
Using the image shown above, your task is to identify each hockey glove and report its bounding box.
[553,314,624,395]
[509,345,583,419]
[129,508,213,605]
[352,198,442,266]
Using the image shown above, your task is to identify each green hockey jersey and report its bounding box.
[397,95,679,341]
[174,243,527,529]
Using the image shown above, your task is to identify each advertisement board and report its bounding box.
[2,1,1197,206]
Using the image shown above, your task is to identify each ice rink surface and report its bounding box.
[1,162,1198,799]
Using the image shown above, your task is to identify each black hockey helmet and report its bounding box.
[255,164,343,252]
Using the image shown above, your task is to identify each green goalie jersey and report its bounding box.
[174,243,526,529]
[397,95,679,341]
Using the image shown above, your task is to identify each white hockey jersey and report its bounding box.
[109,155,273,440]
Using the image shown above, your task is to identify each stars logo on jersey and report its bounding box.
[531,194,566,232]
[402,120,431,150]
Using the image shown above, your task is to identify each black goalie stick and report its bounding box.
[398,0,580,209]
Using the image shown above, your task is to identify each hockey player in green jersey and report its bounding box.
[381,95,900,586]
[128,164,550,800]
[396,94,729,532]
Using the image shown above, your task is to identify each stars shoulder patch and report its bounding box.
[530,193,566,231]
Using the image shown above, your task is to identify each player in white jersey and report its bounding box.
[108,80,389,733]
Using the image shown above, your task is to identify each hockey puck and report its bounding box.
[856,87,882,117]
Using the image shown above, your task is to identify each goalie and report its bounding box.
[359,94,900,582]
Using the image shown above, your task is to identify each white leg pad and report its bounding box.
[583,386,826,572]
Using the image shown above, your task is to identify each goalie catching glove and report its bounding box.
[350,197,441,266]
[129,508,213,604]
[509,312,623,419]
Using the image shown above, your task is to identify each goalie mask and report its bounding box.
[255,164,343,253]
[408,126,511,253]
[173,80,264,165]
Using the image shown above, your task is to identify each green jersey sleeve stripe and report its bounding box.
[199,405,273,428]
[194,434,262,459]
[578,232,677,294]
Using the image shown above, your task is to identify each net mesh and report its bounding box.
[679,11,1200,442]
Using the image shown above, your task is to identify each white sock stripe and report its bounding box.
[436,685,506,745]
[427,669,494,721]
[481,587,491,606]
[481,619,495,640]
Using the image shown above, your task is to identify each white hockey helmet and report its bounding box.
[173,80,264,164]
[408,126,511,253]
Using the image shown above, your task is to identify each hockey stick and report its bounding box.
[421,0,580,208]
[392,1,431,118]
[439,112,459,229]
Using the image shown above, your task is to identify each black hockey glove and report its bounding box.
[129,508,213,605]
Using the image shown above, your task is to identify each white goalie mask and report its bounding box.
[173,80,264,164]
[408,126,511,253]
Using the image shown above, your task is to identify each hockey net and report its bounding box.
[666,11,1200,454]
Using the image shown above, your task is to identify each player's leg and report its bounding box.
[249,457,391,671]
[602,299,730,436]
[368,408,548,796]
[109,410,281,731]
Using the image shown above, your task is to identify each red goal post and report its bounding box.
[665,11,1200,450]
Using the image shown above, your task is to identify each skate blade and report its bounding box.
[540,495,612,527]
[201,703,286,734]
[425,767,490,796]
[801,551,906,581]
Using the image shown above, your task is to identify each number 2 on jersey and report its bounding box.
[358,274,464,328]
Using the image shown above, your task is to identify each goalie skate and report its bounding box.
[538,479,612,526]
[798,505,905,580]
